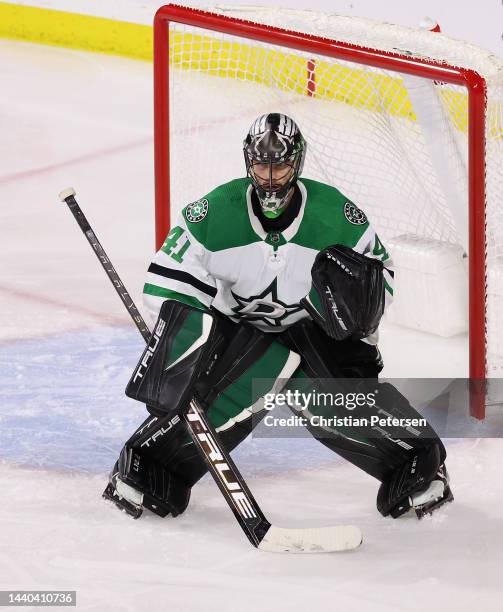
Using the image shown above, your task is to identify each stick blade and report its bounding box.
[258,525,362,553]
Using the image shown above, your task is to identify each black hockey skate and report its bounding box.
[411,464,454,519]
[102,467,144,519]
[377,445,454,519]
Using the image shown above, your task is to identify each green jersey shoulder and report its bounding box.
[180,178,260,252]
[292,178,370,252]
[177,176,378,255]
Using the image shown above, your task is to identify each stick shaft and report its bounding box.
[61,190,270,548]
[63,196,151,342]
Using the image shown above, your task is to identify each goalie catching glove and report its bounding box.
[301,244,385,341]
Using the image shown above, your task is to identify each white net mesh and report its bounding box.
[164,6,503,378]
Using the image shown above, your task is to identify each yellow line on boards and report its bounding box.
[0,2,152,60]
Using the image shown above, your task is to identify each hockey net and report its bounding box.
[153,4,503,412]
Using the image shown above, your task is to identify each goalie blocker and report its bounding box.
[106,300,452,521]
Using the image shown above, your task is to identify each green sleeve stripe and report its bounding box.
[143,284,207,310]
[384,278,393,296]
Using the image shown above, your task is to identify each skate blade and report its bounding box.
[415,486,454,519]
[102,483,143,519]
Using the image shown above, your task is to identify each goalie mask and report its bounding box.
[244,113,306,217]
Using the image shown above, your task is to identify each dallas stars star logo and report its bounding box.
[192,202,205,216]
[231,278,303,327]
[186,199,208,223]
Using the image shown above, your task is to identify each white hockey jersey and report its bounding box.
[144,177,393,343]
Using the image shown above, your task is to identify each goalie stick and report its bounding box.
[58,187,362,553]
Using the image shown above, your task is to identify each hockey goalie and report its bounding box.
[103,113,453,522]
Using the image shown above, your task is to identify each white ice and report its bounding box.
[1,39,502,611]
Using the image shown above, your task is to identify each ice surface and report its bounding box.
[1,39,502,611]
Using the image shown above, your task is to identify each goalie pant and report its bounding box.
[110,305,448,519]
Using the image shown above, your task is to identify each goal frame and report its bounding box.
[153,3,488,417]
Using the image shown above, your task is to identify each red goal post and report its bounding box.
[153,4,500,417]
